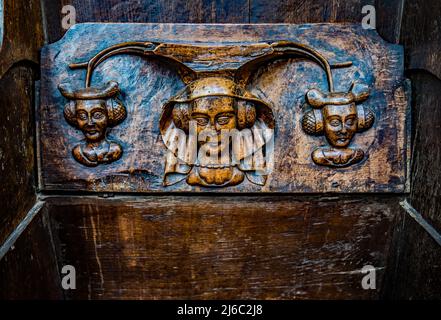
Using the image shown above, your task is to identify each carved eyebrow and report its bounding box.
[90,107,106,113]
[216,112,235,117]
[190,113,209,118]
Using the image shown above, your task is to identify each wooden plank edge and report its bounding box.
[0,200,45,261]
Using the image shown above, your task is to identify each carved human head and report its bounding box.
[302,82,375,148]
[59,81,127,142]
[160,77,274,156]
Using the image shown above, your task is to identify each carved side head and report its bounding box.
[302,82,374,148]
[59,81,127,141]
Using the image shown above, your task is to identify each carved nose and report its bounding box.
[340,126,347,134]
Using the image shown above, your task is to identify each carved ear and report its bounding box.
[306,89,327,108]
[63,101,77,127]
[351,82,370,102]
[106,96,127,126]
[172,103,190,133]
[356,105,375,132]
[236,100,256,130]
[302,109,324,135]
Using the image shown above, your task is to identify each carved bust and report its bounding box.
[59,81,127,167]
[302,83,375,167]
[160,77,275,187]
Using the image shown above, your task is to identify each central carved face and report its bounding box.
[190,96,237,156]
[323,103,357,148]
[75,100,108,141]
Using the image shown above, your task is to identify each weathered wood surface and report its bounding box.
[383,208,441,299]
[0,0,44,245]
[400,0,441,80]
[250,0,374,23]
[0,0,45,78]
[43,195,400,299]
[39,23,409,193]
[408,73,441,231]
[0,206,63,300]
[46,0,384,43]
[381,0,441,299]
[0,65,37,244]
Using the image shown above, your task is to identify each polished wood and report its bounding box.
[1,0,440,301]
[39,23,409,193]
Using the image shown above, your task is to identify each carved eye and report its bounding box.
[216,116,232,125]
[329,119,341,127]
[345,118,355,126]
[194,117,209,126]
[78,112,88,121]
[93,111,105,120]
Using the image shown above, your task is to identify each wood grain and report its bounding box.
[408,73,441,231]
[39,23,409,193]
[382,207,441,299]
[0,0,44,246]
[0,0,45,78]
[0,206,63,300]
[0,65,37,245]
[400,0,441,80]
[44,195,401,300]
[250,0,373,23]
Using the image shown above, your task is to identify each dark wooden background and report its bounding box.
[0,0,440,299]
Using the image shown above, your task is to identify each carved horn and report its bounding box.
[69,42,198,87]
[235,41,352,93]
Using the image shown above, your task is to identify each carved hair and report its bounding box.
[301,106,374,135]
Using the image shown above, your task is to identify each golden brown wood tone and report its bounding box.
[39,23,409,193]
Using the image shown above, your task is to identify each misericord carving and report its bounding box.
[62,40,364,185]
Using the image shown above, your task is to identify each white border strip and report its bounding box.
[0,200,45,261]
[400,200,441,247]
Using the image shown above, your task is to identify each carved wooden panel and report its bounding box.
[39,23,410,193]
